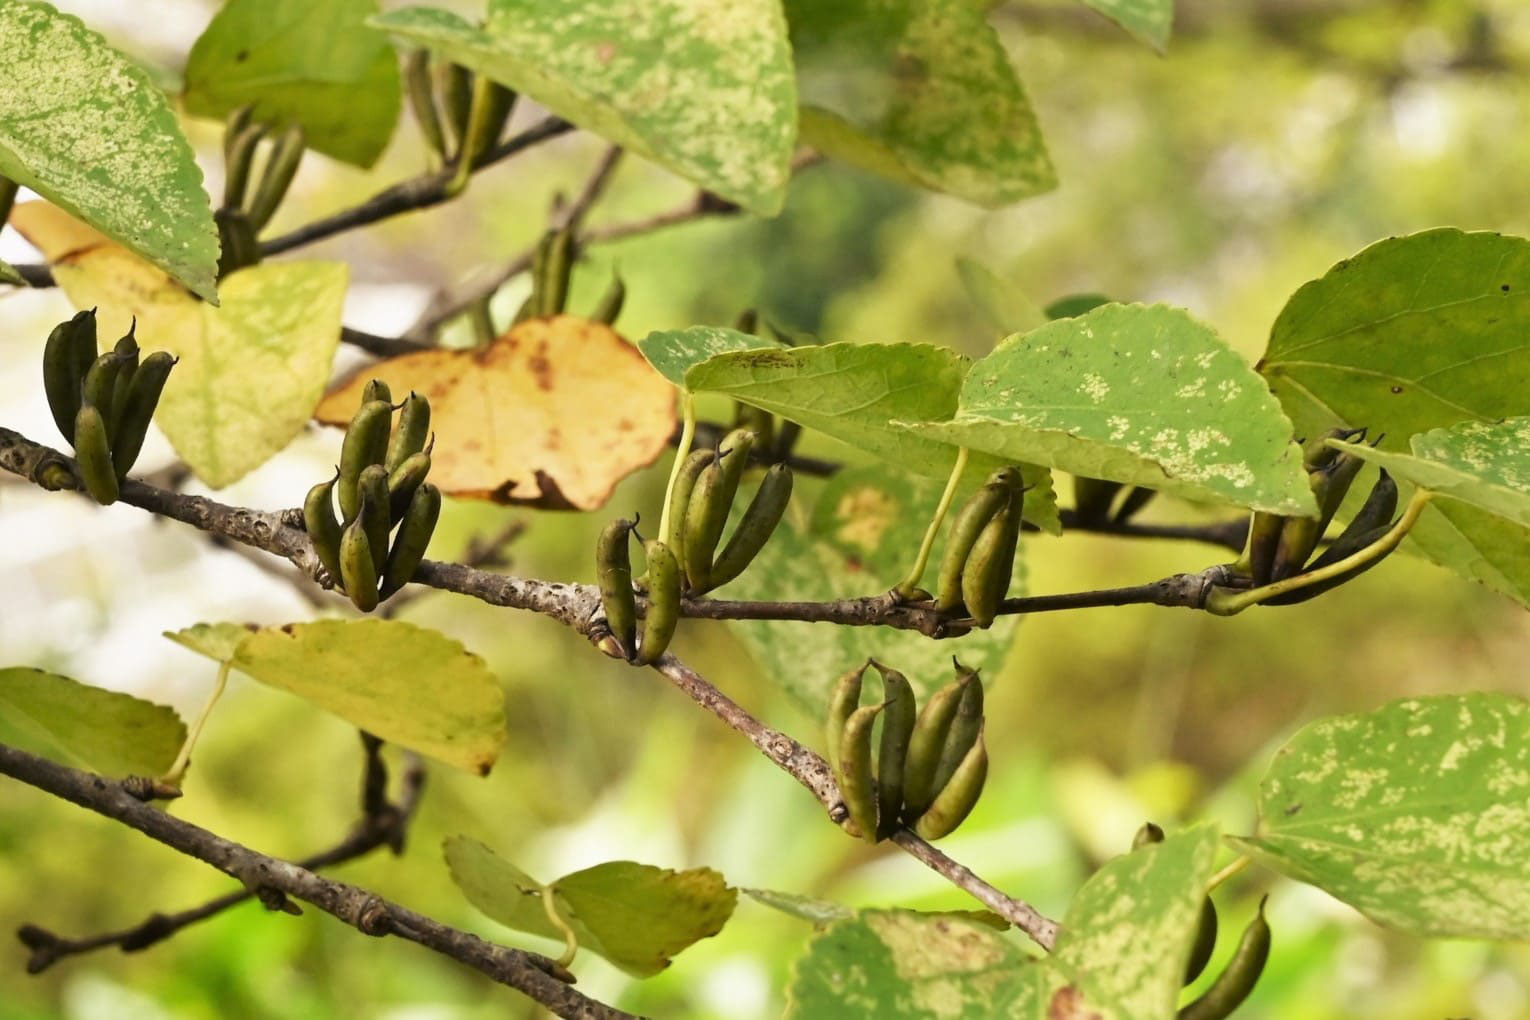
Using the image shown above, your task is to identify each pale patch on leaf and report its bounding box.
[638,324,783,387]
[444,836,736,976]
[371,1,796,214]
[908,304,1316,516]
[316,316,675,510]
[0,667,185,778]
[0,1,219,300]
[12,202,346,488]
[1233,693,1530,940]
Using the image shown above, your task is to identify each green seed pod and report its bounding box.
[596,518,639,660]
[405,49,448,160]
[732,403,774,455]
[961,489,1020,627]
[222,120,265,211]
[824,661,868,778]
[634,541,681,666]
[1184,897,1219,987]
[339,399,393,522]
[936,469,1019,613]
[246,125,305,231]
[42,310,96,444]
[1266,471,1399,606]
[81,352,124,442]
[1244,511,1283,586]
[536,228,575,317]
[683,429,756,593]
[387,450,432,524]
[589,273,626,325]
[912,728,987,841]
[663,449,714,574]
[705,463,793,592]
[1112,485,1156,524]
[363,378,392,405]
[902,669,976,819]
[1132,821,1166,849]
[932,666,984,796]
[439,62,473,157]
[215,207,260,278]
[1072,476,1120,524]
[386,392,431,471]
[381,483,442,598]
[1316,448,1367,528]
[872,662,916,839]
[837,701,885,843]
[107,321,140,439]
[357,465,392,576]
[303,472,345,587]
[109,351,175,480]
[72,404,118,505]
[223,103,254,155]
[1178,899,1270,1020]
[339,512,380,613]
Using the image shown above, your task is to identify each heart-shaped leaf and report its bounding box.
[444,836,736,976]
[316,316,675,510]
[0,667,185,778]
[1232,693,1530,939]
[371,1,796,214]
[0,1,219,300]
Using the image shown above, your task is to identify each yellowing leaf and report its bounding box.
[0,667,185,778]
[12,201,346,488]
[316,316,675,510]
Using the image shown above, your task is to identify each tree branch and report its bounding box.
[0,742,636,1019]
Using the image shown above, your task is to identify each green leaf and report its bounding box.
[16,200,347,488]
[1231,693,1530,940]
[638,325,784,387]
[1043,293,1113,320]
[0,258,23,286]
[371,2,796,215]
[1260,229,1530,452]
[909,304,1317,516]
[955,256,1045,335]
[1078,0,1175,50]
[725,463,1038,715]
[444,836,737,976]
[183,0,402,168]
[786,827,1219,1019]
[785,0,1055,206]
[1329,419,1530,606]
[166,620,506,775]
[0,667,185,777]
[0,1,219,301]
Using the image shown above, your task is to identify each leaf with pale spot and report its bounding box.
[371,1,796,215]
[908,303,1316,516]
[0,667,185,778]
[1078,0,1174,50]
[1232,693,1530,940]
[785,0,1055,206]
[638,325,783,387]
[444,836,736,976]
[0,1,219,301]
[11,202,345,488]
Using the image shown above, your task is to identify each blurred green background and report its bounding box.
[4,0,1530,1017]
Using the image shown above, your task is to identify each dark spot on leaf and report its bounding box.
[1285,802,1303,816]
[1391,386,1404,394]
[1048,985,1102,1020]
[280,624,296,634]
[1502,284,1511,292]
[235,50,248,62]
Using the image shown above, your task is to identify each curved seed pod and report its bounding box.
[387,450,432,524]
[222,121,265,210]
[837,702,885,843]
[912,729,987,840]
[246,125,305,231]
[303,472,345,587]
[1317,448,1367,527]
[1263,524,1395,606]
[386,392,431,471]
[1270,466,1331,582]
[381,483,442,598]
[733,403,774,454]
[1072,476,1120,524]
[339,513,380,613]
[590,273,626,325]
[634,541,681,666]
[1178,899,1270,1020]
[683,430,756,593]
[705,463,793,592]
[933,666,984,796]
[215,207,259,277]
[873,662,916,839]
[1244,511,1283,586]
[81,352,124,442]
[902,670,976,818]
[824,661,868,778]
[110,351,175,479]
[439,62,474,157]
[961,489,1021,627]
[43,311,96,443]
[1307,470,1398,571]
[663,449,714,574]
[405,49,448,159]
[1112,485,1156,524]
[936,469,1019,613]
[357,466,392,576]
[107,322,140,439]
[73,404,118,505]
[363,378,392,405]
[1184,897,1219,986]
[339,399,393,522]
[537,228,575,317]
[1133,821,1166,848]
[223,104,254,157]
[596,518,638,660]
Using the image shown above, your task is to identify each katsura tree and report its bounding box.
[2,1,1529,1017]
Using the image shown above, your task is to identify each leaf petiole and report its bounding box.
[895,447,968,598]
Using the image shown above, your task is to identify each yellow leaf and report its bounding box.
[317,316,676,510]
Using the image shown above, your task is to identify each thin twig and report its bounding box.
[553,145,624,234]
[0,742,633,1020]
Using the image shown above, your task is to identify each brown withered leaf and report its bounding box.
[317,316,676,509]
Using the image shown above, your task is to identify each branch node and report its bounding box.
[33,454,77,491]
[121,775,183,802]
[255,886,303,916]
[353,895,393,937]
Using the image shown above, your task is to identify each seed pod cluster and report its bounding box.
[1131,824,1272,1016]
[935,467,1027,627]
[595,518,683,666]
[826,659,988,843]
[42,312,177,504]
[405,52,516,172]
[666,428,793,597]
[306,383,441,612]
[1241,428,1400,603]
[218,105,307,277]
